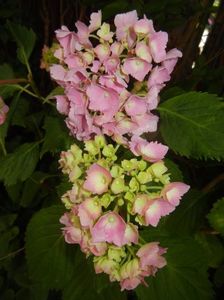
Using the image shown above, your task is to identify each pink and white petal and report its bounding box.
[122,58,152,81]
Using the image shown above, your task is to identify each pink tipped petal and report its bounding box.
[104,57,119,74]
[148,66,170,88]
[134,18,154,35]
[78,198,102,227]
[122,58,152,81]
[87,84,119,115]
[135,42,152,63]
[125,95,147,116]
[162,182,190,206]
[75,21,91,46]
[133,194,149,215]
[55,95,69,115]
[114,10,138,41]
[83,163,112,195]
[55,26,81,55]
[132,113,159,135]
[89,10,102,32]
[149,31,168,63]
[129,136,168,162]
[123,223,139,245]
[144,199,175,226]
[111,42,124,56]
[94,44,110,62]
[146,86,160,110]
[0,97,9,125]
[120,277,141,291]
[50,64,66,83]
[91,211,126,246]
[137,242,167,269]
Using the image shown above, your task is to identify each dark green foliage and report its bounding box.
[158,92,224,160]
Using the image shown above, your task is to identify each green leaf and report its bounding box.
[164,158,183,181]
[25,205,77,290]
[20,172,49,207]
[195,233,224,268]
[102,1,129,20]
[0,142,39,185]
[158,92,224,160]
[161,189,208,235]
[6,21,36,66]
[40,116,73,157]
[0,63,14,79]
[136,233,213,300]
[207,197,224,234]
[11,97,29,127]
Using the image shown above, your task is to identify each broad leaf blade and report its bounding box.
[207,197,224,235]
[136,235,213,300]
[158,92,224,160]
[25,205,76,290]
[6,21,36,65]
[40,116,73,157]
[0,142,39,185]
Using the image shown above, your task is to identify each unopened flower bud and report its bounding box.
[111,177,126,194]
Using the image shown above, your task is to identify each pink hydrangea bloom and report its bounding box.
[60,213,82,244]
[149,31,168,63]
[123,223,139,244]
[120,277,141,291]
[114,10,138,44]
[137,242,167,269]
[91,211,126,246]
[122,58,152,81]
[89,10,102,32]
[129,136,168,162]
[144,198,175,226]
[161,182,190,206]
[78,198,102,227]
[84,163,112,194]
[0,97,9,125]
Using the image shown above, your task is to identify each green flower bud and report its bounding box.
[111,177,126,194]
[100,193,113,208]
[70,144,82,162]
[117,198,124,206]
[110,165,124,178]
[102,144,115,157]
[124,191,135,201]
[138,160,147,171]
[140,184,147,191]
[148,161,168,178]
[108,246,126,262]
[84,140,99,155]
[129,177,139,192]
[121,160,133,171]
[69,165,82,182]
[137,171,152,184]
[83,153,93,164]
[95,135,106,148]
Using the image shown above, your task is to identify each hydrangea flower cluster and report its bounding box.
[0,97,9,126]
[50,10,190,291]
[49,10,182,147]
[59,136,189,290]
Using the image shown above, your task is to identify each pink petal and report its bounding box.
[123,223,139,244]
[149,31,168,63]
[131,113,159,135]
[134,17,154,35]
[83,163,112,194]
[133,194,149,215]
[129,136,168,162]
[135,42,152,63]
[55,95,69,115]
[162,182,190,206]
[89,10,102,32]
[122,58,152,81]
[148,66,170,88]
[91,211,126,246]
[78,198,102,227]
[125,95,147,116]
[144,199,175,226]
[114,10,138,42]
[120,277,141,291]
